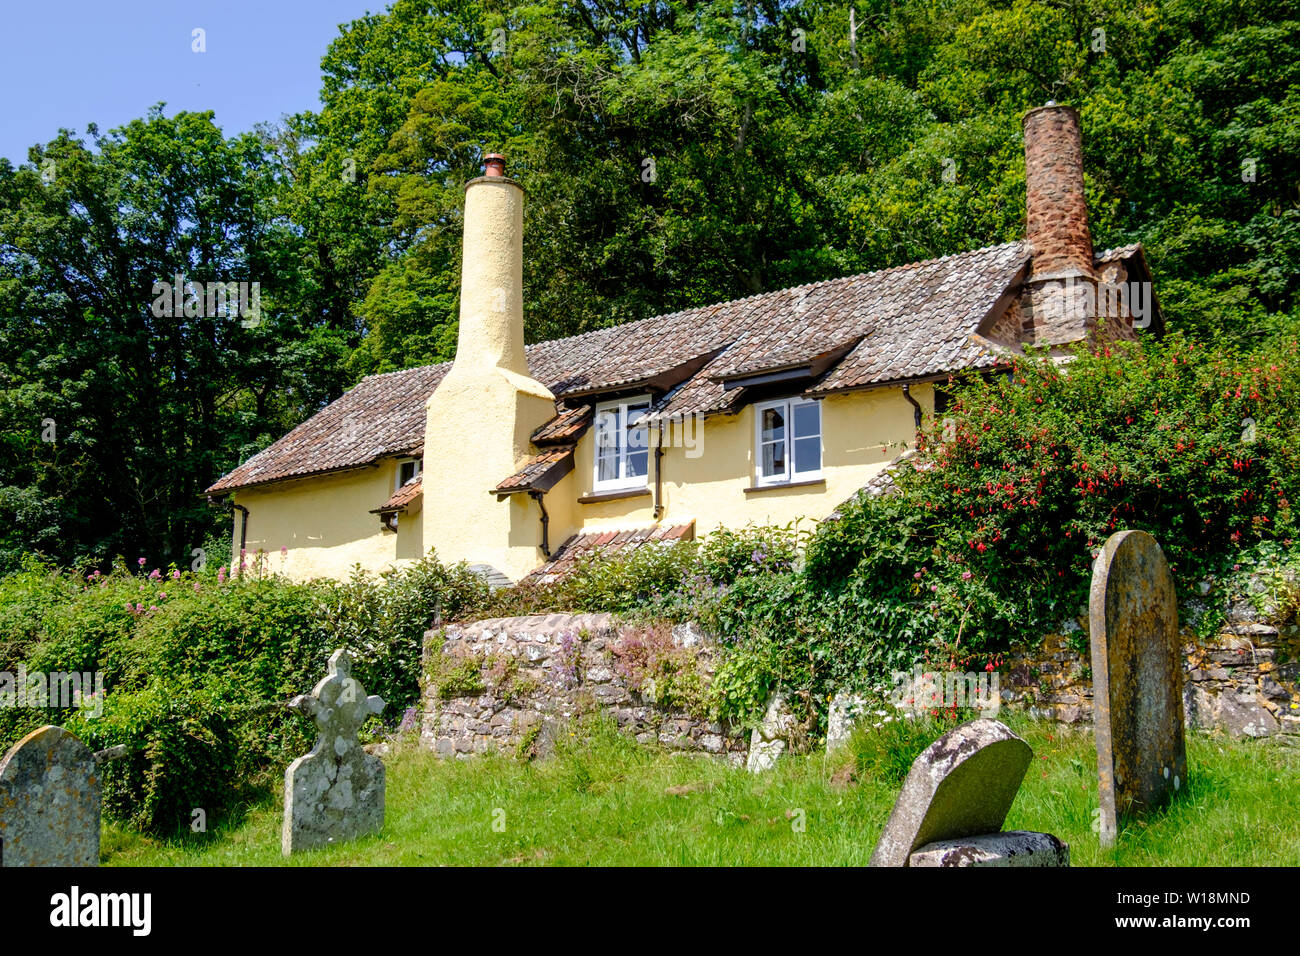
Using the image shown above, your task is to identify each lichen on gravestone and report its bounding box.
[282,649,386,856]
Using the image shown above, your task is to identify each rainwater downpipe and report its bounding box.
[653,421,665,520]
[232,503,250,575]
[901,384,923,442]
[530,491,551,557]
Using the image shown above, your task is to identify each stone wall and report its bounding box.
[419,613,748,760]
[1003,600,1300,738]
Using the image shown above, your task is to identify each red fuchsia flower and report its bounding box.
[976,542,988,553]
[985,661,994,672]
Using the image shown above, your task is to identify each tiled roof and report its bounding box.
[524,522,696,585]
[531,405,592,445]
[207,364,447,493]
[493,445,575,495]
[207,241,1150,494]
[371,477,422,514]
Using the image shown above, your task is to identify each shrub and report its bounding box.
[0,551,493,837]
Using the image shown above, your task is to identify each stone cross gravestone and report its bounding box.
[1089,529,1186,847]
[869,718,1033,867]
[283,649,386,856]
[0,725,99,867]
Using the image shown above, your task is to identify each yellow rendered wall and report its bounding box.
[229,383,934,583]
[550,383,935,544]
[229,459,419,582]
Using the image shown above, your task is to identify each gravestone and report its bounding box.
[746,693,795,773]
[1089,530,1186,848]
[283,649,386,856]
[0,725,99,866]
[908,830,1070,867]
[869,718,1033,867]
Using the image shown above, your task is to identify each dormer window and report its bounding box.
[593,396,651,491]
[755,397,821,485]
[396,457,422,490]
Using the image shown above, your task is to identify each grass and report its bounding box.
[101,713,1300,866]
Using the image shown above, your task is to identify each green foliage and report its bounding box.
[424,648,487,700]
[0,554,492,837]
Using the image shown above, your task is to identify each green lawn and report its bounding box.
[102,715,1300,866]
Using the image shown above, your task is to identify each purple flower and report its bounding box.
[399,706,418,732]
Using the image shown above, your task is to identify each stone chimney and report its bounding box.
[1021,104,1101,345]
[423,155,556,581]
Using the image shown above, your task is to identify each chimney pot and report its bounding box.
[483,153,506,178]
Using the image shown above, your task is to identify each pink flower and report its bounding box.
[913,571,922,579]
[930,584,938,592]
[158,592,166,600]
[217,567,227,583]
[280,546,287,556]
[172,569,181,580]
[137,557,147,566]
[149,605,158,612]
[149,569,161,580]
[193,582,201,593]
[962,570,973,580]
[135,603,144,612]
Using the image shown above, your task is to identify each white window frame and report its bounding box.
[395,456,422,492]
[754,396,822,486]
[592,395,652,492]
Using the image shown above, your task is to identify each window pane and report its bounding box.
[626,448,648,478]
[792,402,820,438]
[762,407,785,443]
[762,440,785,477]
[595,408,619,451]
[598,446,619,482]
[793,435,820,475]
[625,402,649,452]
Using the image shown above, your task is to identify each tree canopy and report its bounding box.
[1,0,1296,570]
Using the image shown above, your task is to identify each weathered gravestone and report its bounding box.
[869,718,1067,867]
[283,649,386,856]
[0,725,99,866]
[1089,530,1186,848]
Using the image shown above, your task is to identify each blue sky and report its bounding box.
[0,0,385,166]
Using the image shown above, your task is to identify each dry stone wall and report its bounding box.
[1003,600,1299,738]
[420,613,748,760]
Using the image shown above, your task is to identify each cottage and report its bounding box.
[204,104,1160,583]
